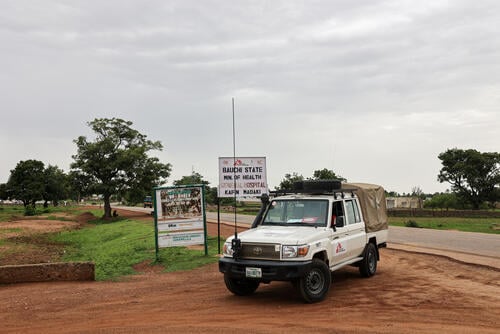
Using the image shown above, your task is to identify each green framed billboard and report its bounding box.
[153,184,208,260]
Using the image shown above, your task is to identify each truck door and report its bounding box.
[329,200,350,264]
[344,199,366,258]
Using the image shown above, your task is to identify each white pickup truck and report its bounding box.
[219,180,388,303]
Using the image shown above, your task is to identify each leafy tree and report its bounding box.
[71,118,172,218]
[0,183,7,200]
[173,172,209,187]
[410,186,427,200]
[42,165,68,207]
[276,172,304,190]
[438,148,500,209]
[67,170,93,203]
[277,168,346,191]
[311,168,346,181]
[172,171,218,205]
[7,160,45,207]
[385,190,399,197]
[123,158,175,205]
[424,193,459,210]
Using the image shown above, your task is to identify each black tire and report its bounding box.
[359,243,377,277]
[224,274,260,296]
[298,259,331,303]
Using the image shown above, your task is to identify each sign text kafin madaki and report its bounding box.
[218,157,268,198]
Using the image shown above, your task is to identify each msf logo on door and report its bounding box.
[335,242,347,255]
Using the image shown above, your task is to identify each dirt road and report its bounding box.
[0,209,499,333]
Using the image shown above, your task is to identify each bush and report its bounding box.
[405,220,420,228]
[24,206,37,216]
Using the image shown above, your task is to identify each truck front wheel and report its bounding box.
[359,243,377,277]
[298,259,331,303]
[224,274,260,296]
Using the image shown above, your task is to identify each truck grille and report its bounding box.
[240,243,280,260]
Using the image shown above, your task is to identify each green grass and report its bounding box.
[0,227,23,234]
[389,217,500,234]
[0,206,25,221]
[158,236,220,272]
[2,206,221,280]
[51,218,220,280]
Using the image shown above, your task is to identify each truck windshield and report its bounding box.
[262,199,329,227]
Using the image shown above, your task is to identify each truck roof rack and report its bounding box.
[270,180,357,199]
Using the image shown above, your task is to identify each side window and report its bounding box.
[345,200,361,225]
[331,201,344,225]
[352,200,361,223]
[332,201,344,217]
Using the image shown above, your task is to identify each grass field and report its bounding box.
[1,205,221,280]
[51,218,220,280]
[388,216,500,234]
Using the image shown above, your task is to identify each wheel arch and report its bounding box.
[312,250,329,266]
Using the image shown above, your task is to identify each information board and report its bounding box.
[153,185,207,258]
[218,157,268,198]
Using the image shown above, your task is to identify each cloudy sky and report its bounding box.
[1,0,499,194]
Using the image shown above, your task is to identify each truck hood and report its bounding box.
[227,225,328,245]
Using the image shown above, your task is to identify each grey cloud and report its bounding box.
[1,0,499,193]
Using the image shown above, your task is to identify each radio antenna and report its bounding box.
[232,97,238,239]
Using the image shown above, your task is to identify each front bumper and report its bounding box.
[219,257,313,282]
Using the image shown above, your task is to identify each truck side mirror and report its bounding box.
[336,216,345,228]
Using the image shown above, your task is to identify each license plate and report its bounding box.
[245,267,262,278]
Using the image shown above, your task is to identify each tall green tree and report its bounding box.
[67,170,93,203]
[276,172,304,190]
[173,171,217,204]
[71,118,172,218]
[311,168,346,181]
[424,192,459,210]
[277,168,347,191]
[438,148,500,209]
[42,165,68,207]
[173,171,209,187]
[7,160,45,207]
[0,183,7,200]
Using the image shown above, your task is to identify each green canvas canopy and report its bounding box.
[343,183,388,233]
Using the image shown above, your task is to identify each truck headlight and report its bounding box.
[223,242,233,257]
[282,245,309,258]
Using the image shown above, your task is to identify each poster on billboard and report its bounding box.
[218,157,268,198]
[153,185,207,258]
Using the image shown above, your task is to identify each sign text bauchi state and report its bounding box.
[218,157,268,198]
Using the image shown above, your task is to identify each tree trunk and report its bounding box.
[103,194,112,219]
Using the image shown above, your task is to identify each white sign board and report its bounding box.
[158,231,205,248]
[154,185,207,253]
[157,218,204,232]
[218,157,268,198]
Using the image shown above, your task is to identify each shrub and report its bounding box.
[405,220,420,228]
[24,206,37,216]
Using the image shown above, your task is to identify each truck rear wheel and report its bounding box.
[359,243,377,277]
[298,259,331,303]
[224,274,260,296]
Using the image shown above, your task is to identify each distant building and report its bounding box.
[386,197,423,209]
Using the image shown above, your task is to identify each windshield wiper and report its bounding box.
[262,221,287,226]
[286,222,317,226]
